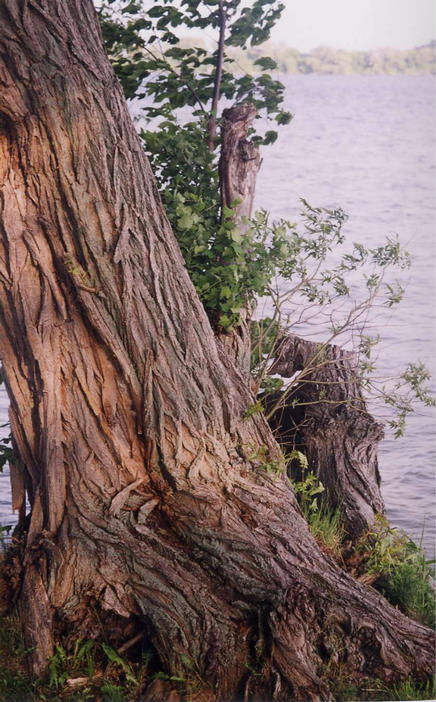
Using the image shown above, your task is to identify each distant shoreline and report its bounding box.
[227,41,436,76]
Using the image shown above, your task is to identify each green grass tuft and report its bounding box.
[307,501,345,557]
[356,515,435,628]
[0,613,37,701]
[380,553,435,628]
[290,469,345,557]
[388,676,436,701]
[329,674,435,701]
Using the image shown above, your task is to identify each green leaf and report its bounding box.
[222,205,234,218]
[289,450,308,471]
[221,286,232,299]
[253,56,277,71]
[180,653,195,671]
[263,130,278,145]
[177,212,195,230]
[102,643,137,684]
[231,228,242,243]
[219,314,232,329]
[276,110,293,125]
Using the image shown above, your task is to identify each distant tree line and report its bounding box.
[209,40,436,75]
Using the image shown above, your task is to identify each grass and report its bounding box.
[0,608,213,702]
[331,675,436,701]
[0,609,153,701]
[291,471,435,630]
[0,612,38,701]
[0,601,434,702]
[388,676,436,701]
[381,550,435,627]
[306,501,345,557]
[355,515,435,629]
[290,469,345,558]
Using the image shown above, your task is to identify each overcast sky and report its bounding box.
[270,0,435,51]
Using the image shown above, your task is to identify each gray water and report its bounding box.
[0,75,435,553]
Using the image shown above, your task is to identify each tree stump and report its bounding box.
[269,335,385,538]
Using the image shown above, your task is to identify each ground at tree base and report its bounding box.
[1,534,434,702]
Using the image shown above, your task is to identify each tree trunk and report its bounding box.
[268,335,385,538]
[0,2,433,699]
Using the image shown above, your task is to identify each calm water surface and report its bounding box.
[1,75,435,552]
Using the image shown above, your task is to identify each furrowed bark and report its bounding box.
[0,1,433,698]
[269,335,385,538]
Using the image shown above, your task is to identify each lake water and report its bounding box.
[1,75,435,553]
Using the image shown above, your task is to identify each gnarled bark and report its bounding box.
[269,335,385,538]
[0,1,433,699]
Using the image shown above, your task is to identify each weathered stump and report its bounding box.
[216,104,261,381]
[269,335,385,538]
